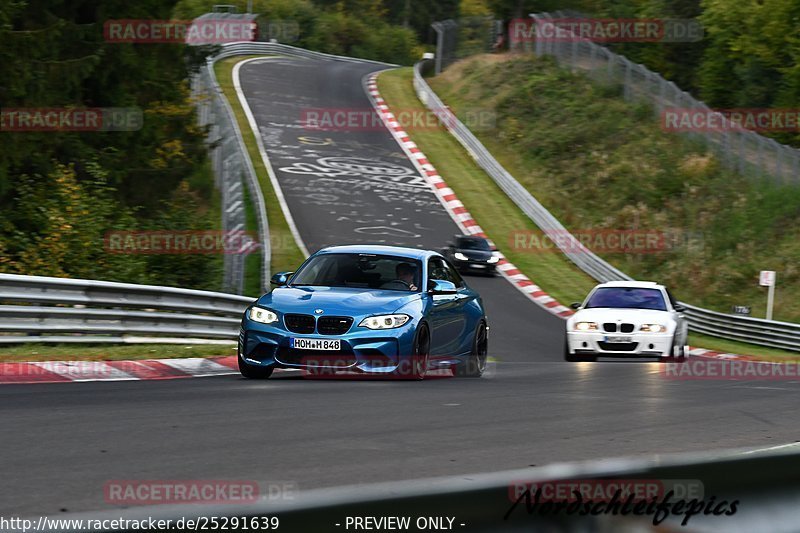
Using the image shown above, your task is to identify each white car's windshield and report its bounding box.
[585,287,667,311]
[289,253,422,291]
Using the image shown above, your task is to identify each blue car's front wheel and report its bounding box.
[456,322,488,378]
[409,323,430,380]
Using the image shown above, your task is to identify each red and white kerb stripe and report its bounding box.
[364,73,573,318]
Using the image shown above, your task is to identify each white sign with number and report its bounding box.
[759,270,776,287]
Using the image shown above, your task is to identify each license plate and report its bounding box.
[291,338,340,351]
[470,264,486,269]
[605,336,632,343]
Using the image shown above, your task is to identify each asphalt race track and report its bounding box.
[3,55,800,517]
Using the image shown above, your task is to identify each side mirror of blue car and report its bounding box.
[428,279,458,295]
[270,271,294,286]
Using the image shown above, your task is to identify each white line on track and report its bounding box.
[232,56,310,258]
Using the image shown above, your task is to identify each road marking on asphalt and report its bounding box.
[232,56,310,257]
[739,442,800,455]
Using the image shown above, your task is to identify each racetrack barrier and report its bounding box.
[413,56,800,352]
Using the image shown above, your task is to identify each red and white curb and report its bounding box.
[0,355,295,385]
[364,73,573,319]
[365,72,777,364]
[687,348,774,362]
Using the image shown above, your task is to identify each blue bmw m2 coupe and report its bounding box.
[238,245,488,379]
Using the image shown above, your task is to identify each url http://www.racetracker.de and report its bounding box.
[0,515,281,532]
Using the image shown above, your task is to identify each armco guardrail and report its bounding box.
[0,44,391,344]
[0,274,253,343]
[413,58,800,352]
[35,446,800,532]
[193,45,271,295]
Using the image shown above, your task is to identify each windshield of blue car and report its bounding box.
[289,253,422,291]
[457,238,491,251]
[584,287,668,311]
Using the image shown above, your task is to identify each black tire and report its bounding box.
[670,335,687,362]
[238,354,274,379]
[457,321,488,377]
[409,323,430,380]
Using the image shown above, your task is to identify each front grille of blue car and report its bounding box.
[283,314,354,335]
[317,316,353,335]
[284,313,316,334]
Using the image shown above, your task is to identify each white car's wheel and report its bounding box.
[670,336,687,362]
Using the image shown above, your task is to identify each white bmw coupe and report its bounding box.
[565,281,689,362]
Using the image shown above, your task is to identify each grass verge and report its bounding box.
[378,69,596,306]
[0,343,236,363]
[215,56,307,283]
[377,64,800,361]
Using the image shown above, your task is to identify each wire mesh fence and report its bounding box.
[432,17,501,74]
[530,12,800,185]
[433,12,800,184]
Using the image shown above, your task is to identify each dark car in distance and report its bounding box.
[442,235,499,276]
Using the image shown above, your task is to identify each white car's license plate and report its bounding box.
[606,336,633,343]
[291,338,340,351]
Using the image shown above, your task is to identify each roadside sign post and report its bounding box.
[759,270,776,321]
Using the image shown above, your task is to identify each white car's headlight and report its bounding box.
[249,306,278,324]
[359,314,411,330]
[574,321,598,331]
[454,252,468,261]
[487,255,499,264]
[640,324,667,333]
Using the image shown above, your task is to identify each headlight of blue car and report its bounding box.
[249,306,279,324]
[358,314,411,330]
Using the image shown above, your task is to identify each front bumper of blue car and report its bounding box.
[239,313,420,374]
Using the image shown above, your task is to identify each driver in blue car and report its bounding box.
[382,262,418,291]
[397,262,418,291]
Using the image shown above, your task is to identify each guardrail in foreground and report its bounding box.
[0,274,253,343]
[33,446,800,532]
[413,58,800,352]
[0,47,392,344]
[193,45,271,295]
